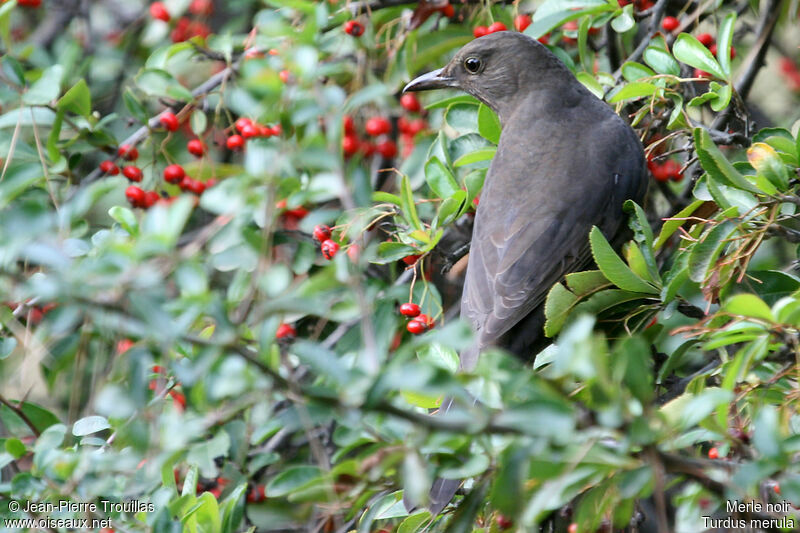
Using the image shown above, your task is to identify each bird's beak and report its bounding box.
[403,68,457,92]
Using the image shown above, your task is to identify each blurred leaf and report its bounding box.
[608,82,659,103]
[716,12,736,79]
[57,79,91,117]
[23,65,64,105]
[72,416,110,437]
[477,104,501,144]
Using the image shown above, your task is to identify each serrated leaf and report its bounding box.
[589,227,657,293]
[693,128,761,193]
[544,282,579,337]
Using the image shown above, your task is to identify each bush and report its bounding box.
[1,0,800,531]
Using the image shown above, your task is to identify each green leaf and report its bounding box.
[372,191,403,206]
[136,68,194,102]
[589,227,657,294]
[608,82,659,103]
[716,12,737,79]
[424,94,479,110]
[72,416,110,436]
[454,147,496,167]
[525,1,613,40]
[57,79,91,117]
[109,206,139,235]
[643,46,680,76]
[709,83,731,112]
[23,65,64,105]
[723,294,774,322]
[693,128,761,193]
[621,61,655,82]
[576,72,604,99]
[424,157,460,199]
[477,104,501,144]
[747,142,790,191]
[191,110,207,136]
[611,6,635,33]
[435,192,466,227]
[400,175,423,231]
[397,511,433,533]
[565,270,610,297]
[655,199,704,249]
[544,282,579,337]
[687,216,737,283]
[578,16,591,72]
[374,242,419,264]
[673,34,726,80]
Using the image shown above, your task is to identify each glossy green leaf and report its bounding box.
[643,46,680,76]
[589,226,657,294]
[673,34,725,80]
[477,104,501,144]
[608,82,659,103]
[716,12,737,79]
[57,79,91,117]
[424,157,460,199]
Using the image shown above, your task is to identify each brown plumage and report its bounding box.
[403,31,647,513]
[405,32,646,371]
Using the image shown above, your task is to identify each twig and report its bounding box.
[0,394,40,437]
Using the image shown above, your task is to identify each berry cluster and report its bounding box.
[227,117,281,150]
[473,22,507,38]
[398,302,434,334]
[149,1,213,43]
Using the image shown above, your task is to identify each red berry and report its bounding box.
[376,139,397,159]
[400,93,421,113]
[514,14,532,32]
[697,33,714,47]
[365,116,391,136]
[321,239,340,260]
[406,320,426,335]
[774,483,781,495]
[416,314,433,329]
[271,124,282,136]
[473,26,488,38]
[100,160,119,175]
[661,16,679,32]
[440,4,454,17]
[257,125,272,137]
[347,243,360,263]
[247,485,267,503]
[143,191,159,208]
[163,164,185,184]
[708,447,719,459]
[342,135,360,156]
[361,142,376,157]
[125,186,146,206]
[538,33,550,45]
[159,111,179,131]
[344,20,364,37]
[567,524,578,533]
[118,144,138,161]
[279,70,290,83]
[187,139,205,157]
[169,390,186,410]
[241,123,258,138]
[694,68,712,80]
[285,207,308,219]
[399,303,421,318]
[730,46,737,59]
[402,254,421,265]
[496,514,513,530]
[226,135,245,150]
[189,0,213,16]
[187,179,206,195]
[235,117,253,132]
[18,0,42,7]
[408,118,426,135]
[149,2,171,22]
[487,22,507,34]
[313,224,332,242]
[276,323,296,339]
[178,175,194,191]
[343,115,355,135]
[116,339,135,354]
[122,166,143,182]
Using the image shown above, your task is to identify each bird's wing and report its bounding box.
[461,114,644,351]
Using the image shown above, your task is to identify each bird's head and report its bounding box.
[403,32,558,122]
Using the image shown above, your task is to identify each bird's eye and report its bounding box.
[464,57,482,74]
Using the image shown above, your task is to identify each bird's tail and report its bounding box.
[401,343,480,514]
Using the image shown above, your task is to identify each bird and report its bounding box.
[402,31,647,513]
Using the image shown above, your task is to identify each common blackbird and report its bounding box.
[403,31,647,512]
[405,31,646,370]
